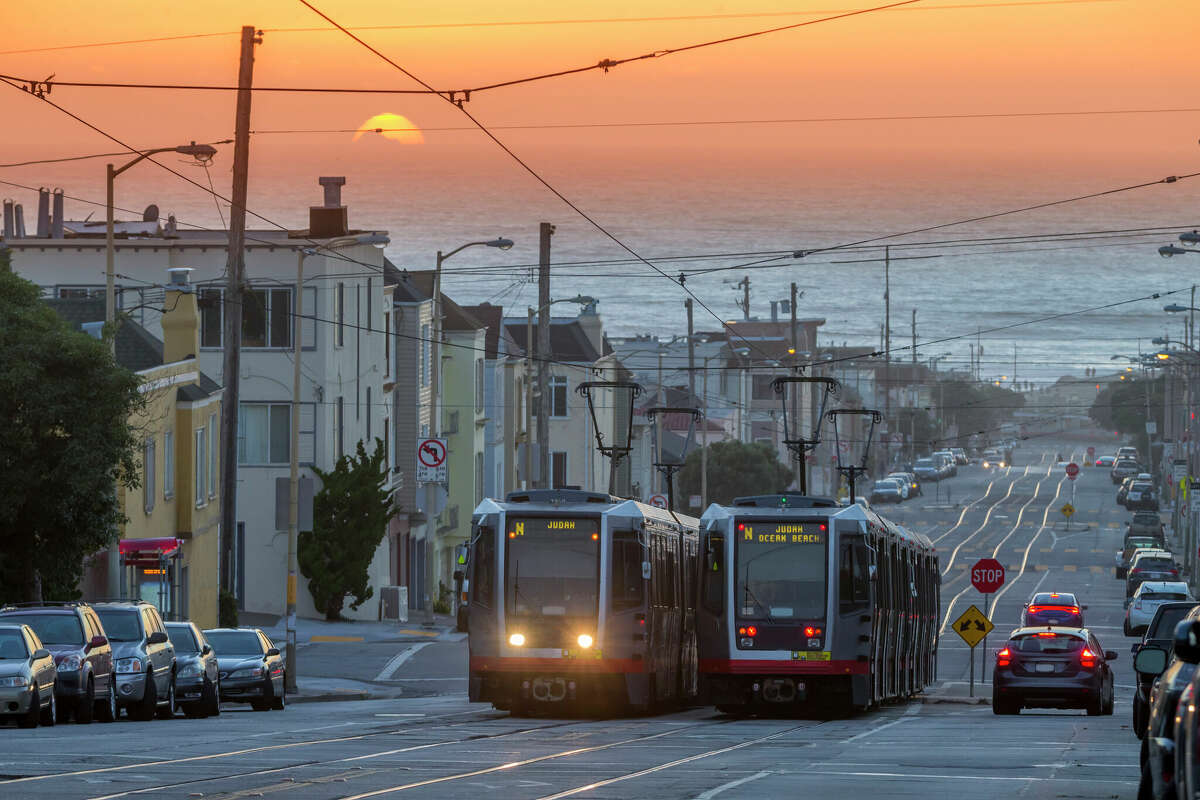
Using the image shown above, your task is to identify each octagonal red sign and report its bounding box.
[971,558,1005,594]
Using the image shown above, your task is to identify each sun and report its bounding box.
[353,113,424,145]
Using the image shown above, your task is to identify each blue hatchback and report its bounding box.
[1022,591,1085,627]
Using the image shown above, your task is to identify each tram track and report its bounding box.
[936,465,1043,579]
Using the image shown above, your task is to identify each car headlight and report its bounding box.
[177,662,203,679]
[115,657,144,674]
[508,633,526,647]
[229,667,264,679]
[0,676,29,687]
[56,654,82,672]
[577,634,594,649]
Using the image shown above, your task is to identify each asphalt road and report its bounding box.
[0,438,1150,799]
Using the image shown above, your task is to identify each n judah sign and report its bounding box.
[1065,462,1079,479]
[952,604,994,649]
[970,557,1005,594]
[416,438,448,484]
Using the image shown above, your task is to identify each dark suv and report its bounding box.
[94,601,177,720]
[1135,615,1200,800]
[0,602,116,723]
[1133,602,1200,736]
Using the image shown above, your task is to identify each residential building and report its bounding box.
[48,268,222,628]
[9,178,392,621]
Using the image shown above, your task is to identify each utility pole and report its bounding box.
[686,298,695,401]
[911,309,917,366]
[883,246,891,472]
[536,222,554,489]
[525,307,534,489]
[219,25,259,604]
[737,275,751,321]
[701,355,709,508]
[1012,343,1018,388]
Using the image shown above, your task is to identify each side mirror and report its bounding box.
[200,643,212,655]
[1105,650,1118,661]
[147,631,169,645]
[33,648,50,660]
[1132,643,1141,654]
[1134,645,1169,676]
[266,647,281,657]
[86,635,107,651]
[1174,620,1200,664]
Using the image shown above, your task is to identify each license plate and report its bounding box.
[1035,662,1055,673]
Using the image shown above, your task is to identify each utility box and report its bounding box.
[380,586,408,622]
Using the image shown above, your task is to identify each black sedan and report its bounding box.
[202,627,286,711]
[165,622,220,718]
[992,626,1116,715]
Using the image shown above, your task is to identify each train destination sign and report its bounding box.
[737,522,826,545]
[508,518,600,539]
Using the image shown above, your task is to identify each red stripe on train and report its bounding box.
[699,658,869,675]
[470,656,645,674]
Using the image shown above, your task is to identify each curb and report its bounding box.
[917,694,990,705]
[288,690,374,704]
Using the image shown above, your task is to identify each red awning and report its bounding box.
[119,538,182,556]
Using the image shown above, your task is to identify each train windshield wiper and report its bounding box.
[741,568,775,624]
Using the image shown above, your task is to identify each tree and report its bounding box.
[0,270,143,602]
[677,440,794,507]
[299,438,396,620]
[936,380,1026,447]
[1090,376,1162,456]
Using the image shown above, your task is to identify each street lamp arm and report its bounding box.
[110,142,217,179]
[436,237,514,265]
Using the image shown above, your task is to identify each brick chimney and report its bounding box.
[162,267,199,363]
[309,176,348,237]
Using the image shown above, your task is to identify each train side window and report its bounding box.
[471,527,495,608]
[612,530,645,611]
[701,533,725,614]
[839,537,871,613]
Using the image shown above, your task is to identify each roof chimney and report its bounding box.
[36,188,50,238]
[50,188,64,238]
[162,267,199,363]
[309,176,348,238]
[14,204,25,238]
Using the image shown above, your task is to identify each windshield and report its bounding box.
[1151,606,1198,637]
[1144,593,1189,601]
[167,626,199,652]
[4,613,83,645]
[1032,593,1076,606]
[1136,558,1175,570]
[204,631,263,656]
[1014,634,1083,653]
[915,459,934,468]
[735,519,827,621]
[0,629,29,659]
[95,609,142,642]
[504,517,599,620]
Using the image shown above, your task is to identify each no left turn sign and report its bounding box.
[416,438,448,483]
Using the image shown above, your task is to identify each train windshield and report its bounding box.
[734,519,827,621]
[505,517,600,620]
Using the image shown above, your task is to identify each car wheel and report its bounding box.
[157,675,176,720]
[1086,694,1103,716]
[97,678,117,723]
[75,677,95,724]
[18,690,39,728]
[56,693,73,724]
[1138,763,1155,800]
[272,675,286,710]
[205,678,221,717]
[1124,620,1133,636]
[133,672,158,721]
[40,690,55,727]
[252,676,273,711]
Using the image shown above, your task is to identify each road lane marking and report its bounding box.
[1063,564,1077,572]
[375,642,432,681]
[692,771,772,799]
[310,635,365,642]
[804,770,1134,785]
[841,709,917,743]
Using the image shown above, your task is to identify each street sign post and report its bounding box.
[952,604,995,696]
[970,558,1004,684]
[416,438,448,484]
[1061,501,1075,530]
[1086,446,1095,463]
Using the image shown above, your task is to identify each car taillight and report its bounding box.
[1080,648,1097,669]
[996,648,1012,668]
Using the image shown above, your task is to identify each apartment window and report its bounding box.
[56,285,105,299]
[195,427,207,504]
[384,313,391,376]
[336,397,345,460]
[336,282,346,347]
[475,359,484,413]
[198,287,292,348]
[550,376,568,418]
[162,431,174,499]
[143,437,156,513]
[551,452,568,489]
[420,324,431,386]
[208,413,217,498]
[238,403,290,465]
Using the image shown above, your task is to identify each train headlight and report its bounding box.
[508,633,526,647]
[577,634,594,649]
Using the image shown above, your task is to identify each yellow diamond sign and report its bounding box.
[1061,503,1075,518]
[952,604,994,649]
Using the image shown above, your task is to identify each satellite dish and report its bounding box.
[142,204,159,222]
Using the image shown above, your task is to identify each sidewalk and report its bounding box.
[917,680,992,705]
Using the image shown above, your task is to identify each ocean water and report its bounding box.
[9,140,1200,386]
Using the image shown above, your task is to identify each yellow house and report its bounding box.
[49,268,222,627]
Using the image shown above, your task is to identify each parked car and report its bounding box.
[1133,602,1200,736]
[1128,551,1182,601]
[932,450,958,477]
[1117,446,1141,460]
[1126,481,1160,511]
[165,622,220,718]
[94,601,177,721]
[1117,536,1168,579]
[870,479,904,504]
[992,626,1116,715]
[913,457,941,482]
[885,473,913,500]
[1137,617,1200,800]
[950,447,968,465]
[1169,619,1200,800]
[1126,582,1194,636]
[1112,458,1141,484]
[0,601,116,724]
[1021,592,1085,627]
[203,627,286,711]
[0,623,58,728]
[1095,455,1116,468]
[1129,512,1167,543]
[890,471,922,497]
[1117,476,1137,506]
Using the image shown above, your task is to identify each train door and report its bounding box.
[696,526,726,680]
[837,532,872,707]
[679,532,698,699]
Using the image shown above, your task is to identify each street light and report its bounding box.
[285,232,389,692]
[106,143,219,345]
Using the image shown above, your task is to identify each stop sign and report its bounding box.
[971,558,1005,594]
[1065,462,1079,479]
